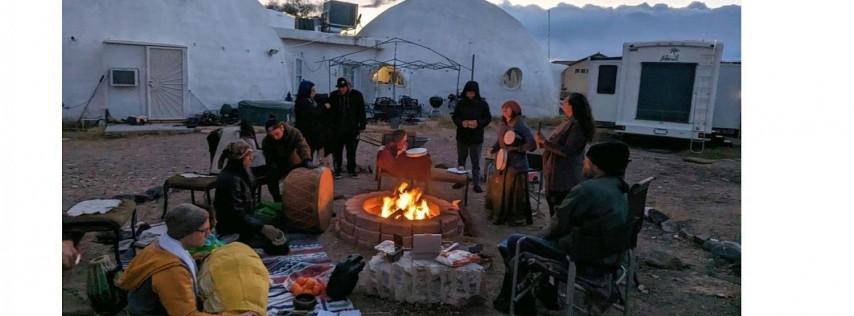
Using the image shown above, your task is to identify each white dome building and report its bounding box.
[357,0,558,117]
[62,0,291,121]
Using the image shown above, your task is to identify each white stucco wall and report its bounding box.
[62,0,291,120]
[357,0,558,117]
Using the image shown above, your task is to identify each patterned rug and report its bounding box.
[120,232,355,316]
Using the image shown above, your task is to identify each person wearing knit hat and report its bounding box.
[584,141,631,178]
[493,142,633,316]
[215,140,288,255]
[119,204,257,315]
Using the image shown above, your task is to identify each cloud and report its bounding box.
[497,1,741,60]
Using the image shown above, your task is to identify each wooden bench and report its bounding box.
[63,199,137,265]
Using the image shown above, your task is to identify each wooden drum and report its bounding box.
[282,166,334,233]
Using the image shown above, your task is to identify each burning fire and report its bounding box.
[380,182,435,220]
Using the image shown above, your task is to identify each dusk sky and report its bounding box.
[263,0,741,60]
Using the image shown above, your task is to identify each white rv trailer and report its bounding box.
[614,41,724,140]
[711,62,741,136]
[554,56,741,136]
[555,54,623,125]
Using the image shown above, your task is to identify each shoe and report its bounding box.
[452,183,464,189]
[349,173,358,178]
[473,186,483,193]
[334,172,343,179]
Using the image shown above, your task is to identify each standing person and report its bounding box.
[328,77,367,179]
[261,122,313,202]
[535,92,596,216]
[117,204,257,316]
[214,141,287,252]
[451,81,491,193]
[294,80,331,159]
[485,100,536,226]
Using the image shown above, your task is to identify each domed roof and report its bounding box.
[358,0,557,117]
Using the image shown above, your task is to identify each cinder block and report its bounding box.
[356,226,381,243]
[356,213,383,231]
[411,220,441,234]
[381,221,412,236]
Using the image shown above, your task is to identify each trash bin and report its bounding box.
[237,100,294,126]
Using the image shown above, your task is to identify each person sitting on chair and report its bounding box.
[261,121,313,202]
[376,129,432,183]
[214,141,288,254]
[493,141,633,316]
[118,203,257,316]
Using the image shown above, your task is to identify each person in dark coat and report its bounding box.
[328,77,367,178]
[451,81,492,192]
[261,122,313,202]
[485,100,536,226]
[214,141,286,250]
[535,92,596,216]
[492,142,633,316]
[294,80,331,158]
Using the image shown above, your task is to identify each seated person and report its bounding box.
[493,142,633,316]
[62,231,84,270]
[260,121,313,202]
[376,129,432,183]
[117,204,257,316]
[214,141,288,253]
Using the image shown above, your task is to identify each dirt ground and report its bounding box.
[62,119,741,315]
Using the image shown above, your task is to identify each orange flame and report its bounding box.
[380,182,434,220]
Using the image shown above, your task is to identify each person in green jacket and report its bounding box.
[492,141,633,316]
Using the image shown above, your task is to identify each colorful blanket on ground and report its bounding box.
[263,234,354,316]
[120,233,354,316]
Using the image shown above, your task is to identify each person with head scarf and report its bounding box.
[294,80,331,159]
[118,204,257,316]
[535,92,597,217]
[485,100,536,226]
[451,80,491,192]
[492,141,633,316]
[214,141,287,251]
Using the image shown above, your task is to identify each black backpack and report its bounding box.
[325,254,365,301]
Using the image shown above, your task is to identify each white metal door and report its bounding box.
[146,47,185,119]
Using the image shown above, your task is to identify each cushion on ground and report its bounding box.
[63,199,136,232]
[165,174,217,190]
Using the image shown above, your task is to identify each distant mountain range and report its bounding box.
[496,1,741,60]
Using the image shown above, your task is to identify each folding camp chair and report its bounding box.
[508,176,655,316]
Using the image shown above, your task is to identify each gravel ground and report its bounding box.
[62,120,741,315]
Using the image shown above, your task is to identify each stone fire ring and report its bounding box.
[336,191,463,248]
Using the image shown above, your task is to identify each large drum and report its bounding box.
[282,166,334,233]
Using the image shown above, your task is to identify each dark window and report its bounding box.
[636,62,696,123]
[111,69,137,86]
[597,65,618,94]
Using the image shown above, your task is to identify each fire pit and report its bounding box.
[336,182,463,248]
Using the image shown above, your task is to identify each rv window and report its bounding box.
[503,67,523,89]
[597,65,618,94]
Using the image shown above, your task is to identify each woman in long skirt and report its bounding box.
[486,100,536,226]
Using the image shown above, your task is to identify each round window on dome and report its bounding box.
[502,67,523,89]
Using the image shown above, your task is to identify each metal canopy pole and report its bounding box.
[456,66,461,96]
[470,54,475,81]
[392,41,398,101]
